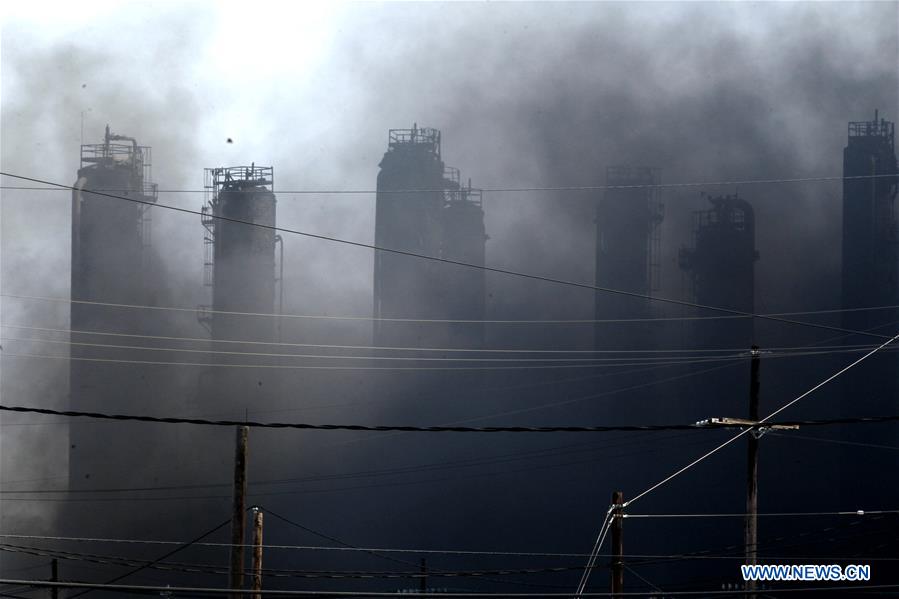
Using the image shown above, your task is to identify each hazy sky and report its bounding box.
[4,1,896,321]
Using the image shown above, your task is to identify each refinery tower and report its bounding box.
[373,125,486,349]
[838,111,899,508]
[69,125,158,489]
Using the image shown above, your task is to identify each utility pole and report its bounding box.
[745,345,761,598]
[50,558,58,599]
[251,507,264,599]
[610,490,624,599]
[419,558,427,594]
[229,426,249,599]
[696,347,798,596]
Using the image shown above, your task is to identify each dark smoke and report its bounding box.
[2,2,898,593]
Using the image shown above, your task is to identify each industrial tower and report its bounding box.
[594,166,664,349]
[841,111,899,331]
[201,165,280,345]
[69,125,158,488]
[678,193,758,348]
[441,169,487,348]
[373,125,486,349]
[838,111,899,508]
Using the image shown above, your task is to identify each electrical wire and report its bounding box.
[0,432,704,496]
[241,508,566,591]
[5,418,897,499]
[767,431,899,451]
[0,365,662,430]
[0,543,603,579]
[4,342,895,374]
[0,359,733,432]
[0,335,758,363]
[260,508,415,569]
[5,323,895,357]
[0,351,745,372]
[14,578,896,596]
[574,507,614,598]
[623,509,899,518]
[0,403,696,433]
[65,517,231,599]
[2,404,895,436]
[1,171,894,193]
[5,293,899,328]
[0,535,591,557]
[0,434,733,504]
[0,172,889,341]
[6,334,898,375]
[623,513,896,570]
[338,313,896,442]
[0,442,721,503]
[11,321,878,355]
[621,564,664,595]
[3,534,896,561]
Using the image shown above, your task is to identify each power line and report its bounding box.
[0,335,755,363]
[0,405,709,433]
[632,511,894,561]
[767,431,899,451]
[574,507,614,597]
[0,543,598,580]
[4,322,892,356]
[7,334,898,370]
[261,507,415,569]
[0,433,688,488]
[0,432,703,496]
[2,404,896,435]
[4,578,897,596]
[0,360,736,432]
[257,509,554,591]
[0,437,728,503]
[623,509,899,518]
[0,172,888,341]
[6,293,899,328]
[4,535,895,561]
[0,361,691,429]
[621,564,664,595]
[5,343,895,375]
[261,511,561,591]
[1,351,743,372]
[0,535,591,557]
[1,171,894,194]
[0,354,734,432]
[66,517,231,599]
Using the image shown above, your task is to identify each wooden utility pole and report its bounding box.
[229,426,249,599]
[252,508,264,599]
[419,558,427,594]
[745,346,761,598]
[610,490,624,599]
[50,558,58,599]
[696,347,799,595]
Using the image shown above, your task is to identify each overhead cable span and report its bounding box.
[1,405,897,433]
